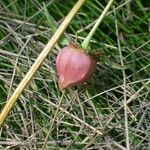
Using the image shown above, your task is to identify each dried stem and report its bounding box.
[0,0,86,127]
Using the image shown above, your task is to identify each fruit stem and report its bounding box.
[81,0,114,50]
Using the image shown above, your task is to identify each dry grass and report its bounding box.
[0,0,150,149]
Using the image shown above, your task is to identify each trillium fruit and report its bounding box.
[56,44,96,90]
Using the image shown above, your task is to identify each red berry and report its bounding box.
[56,44,96,90]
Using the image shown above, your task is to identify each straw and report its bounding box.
[0,0,86,127]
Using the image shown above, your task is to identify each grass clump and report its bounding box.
[0,0,150,149]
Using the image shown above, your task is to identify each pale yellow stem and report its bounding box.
[0,0,86,127]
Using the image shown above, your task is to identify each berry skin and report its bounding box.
[56,44,96,90]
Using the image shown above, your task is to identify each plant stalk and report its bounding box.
[81,0,114,50]
[0,0,86,127]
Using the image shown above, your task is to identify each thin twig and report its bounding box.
[114,6,130,150]
[41,96,103,135]
[7,36,32,101]
[42,91,65,150]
